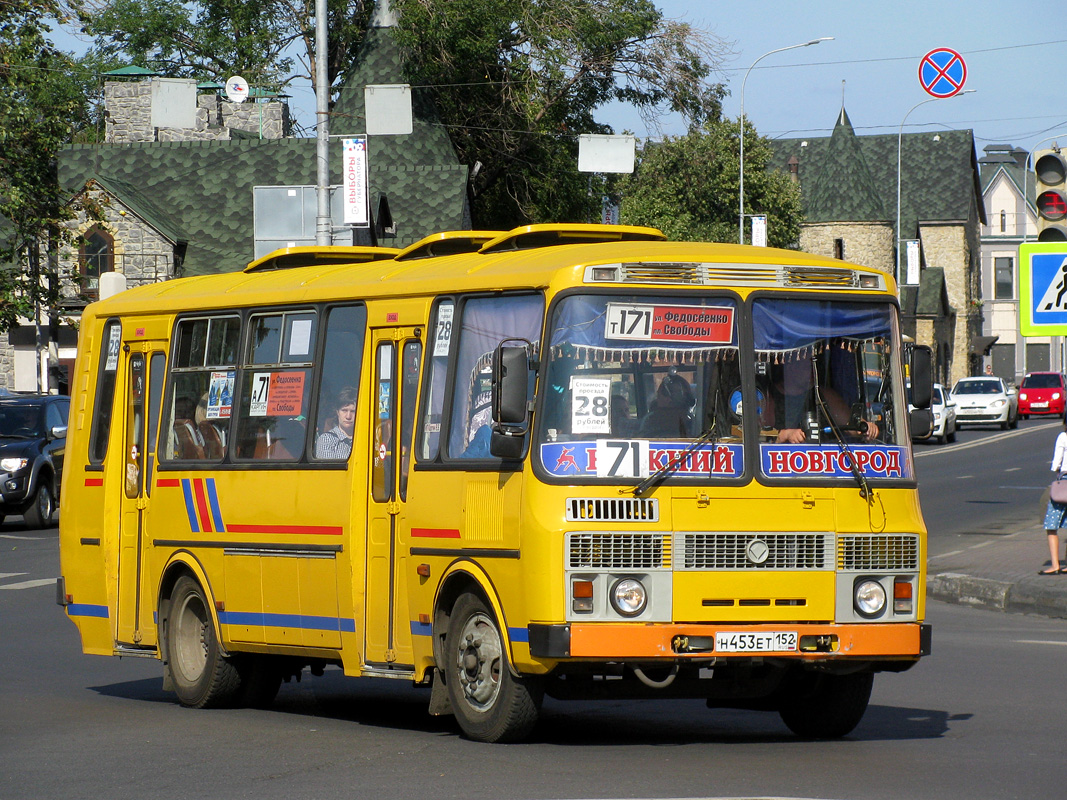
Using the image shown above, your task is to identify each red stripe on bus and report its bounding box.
[225,524,344,536]
[156,478,181,487]
[192,478,213,533]
[84,478,103,487]
[410,528,461,539]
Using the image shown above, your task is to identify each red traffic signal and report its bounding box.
[1037,189,1067,221]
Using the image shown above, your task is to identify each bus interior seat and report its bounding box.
[198,421,225,460]
[172,419,205,459]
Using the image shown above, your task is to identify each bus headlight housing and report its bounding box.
[610,578,647,617]
[854,579,887,618]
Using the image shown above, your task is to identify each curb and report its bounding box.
[929,572,1067,619]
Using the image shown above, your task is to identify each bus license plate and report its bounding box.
[715,631,797,653]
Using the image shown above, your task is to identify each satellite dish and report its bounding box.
[225,76,249,104]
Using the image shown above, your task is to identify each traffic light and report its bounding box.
[1033,148,1067,241]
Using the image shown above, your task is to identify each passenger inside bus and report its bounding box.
[638,371,695,438]
[761,358,878,444]
[315,387,357,459]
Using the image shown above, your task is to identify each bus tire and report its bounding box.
[164,576,242,709]
[778,671,873,739]
[443,592,542,743]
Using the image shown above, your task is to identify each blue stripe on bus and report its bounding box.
[206,478,225,533]
[218,611,356,633]
[67,603,109,619]
[410,620,432,637]
[181,479,200,533]
[409,621,528,642]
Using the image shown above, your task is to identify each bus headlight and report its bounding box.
[854,579,887,618]
[610,578,647,617]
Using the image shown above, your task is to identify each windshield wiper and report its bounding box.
[814,387,871,501]
[629,424,720,497]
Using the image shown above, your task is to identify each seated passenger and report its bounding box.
[315,387,357,459]
[639,372,695,438]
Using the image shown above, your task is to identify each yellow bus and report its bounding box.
[58,224,933,742]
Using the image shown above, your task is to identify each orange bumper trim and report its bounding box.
[569,622,923,659]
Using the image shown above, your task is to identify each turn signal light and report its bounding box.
[894,579,913,614]
[572,580,594,613]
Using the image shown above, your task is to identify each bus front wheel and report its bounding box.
[443,593,542,743]
[778,670,873,739]
[163,576,242,708]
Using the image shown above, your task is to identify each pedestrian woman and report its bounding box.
[1041,420,1067,574]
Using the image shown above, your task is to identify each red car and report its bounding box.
[1018,371,1066,418]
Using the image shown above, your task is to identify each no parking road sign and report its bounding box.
[1020,242,1067,335]
[919,48,967,98]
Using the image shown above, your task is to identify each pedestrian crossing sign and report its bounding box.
[1020,242,1067,335]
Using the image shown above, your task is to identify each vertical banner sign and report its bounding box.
[751,215,767,247]
[342,137,369,227]
[905,240,921,285]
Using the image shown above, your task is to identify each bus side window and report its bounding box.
[161,315,239,462]
[88,320,122,464]
[234,311,315,462]
[311,304,367,462]
[446,294,544,460]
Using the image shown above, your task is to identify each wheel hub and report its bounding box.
[455,613,502,709]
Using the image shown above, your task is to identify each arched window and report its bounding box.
[80,228,114,297]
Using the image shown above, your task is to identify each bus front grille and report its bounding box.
[837,534,920,571]
[566,497,659,522]
[677,532,835,570]
[568,532,670,569]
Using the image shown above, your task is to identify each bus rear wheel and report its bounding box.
[443,593,542,743]
[778,671,873,739]
[164,576,242,708]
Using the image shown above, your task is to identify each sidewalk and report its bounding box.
[927,520,1067,619]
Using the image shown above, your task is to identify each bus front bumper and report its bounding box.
[528,622,931,660]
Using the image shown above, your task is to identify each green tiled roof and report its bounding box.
[57,22,468,276]
[771,107,985,236]
[804,109,886,222]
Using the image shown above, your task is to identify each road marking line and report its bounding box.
[929,550,964,559]
[0,572,27,579]
[1014,640,1067,647]
[0,578,55,590]
[957,475,974,479]
[0,534,44,541]
[1006,467,1021,472]
[914,420,1059,458]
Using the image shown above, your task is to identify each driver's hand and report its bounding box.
[777,428,807,444]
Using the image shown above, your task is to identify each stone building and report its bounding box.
[773,108,986,388]
[1,10,469,393]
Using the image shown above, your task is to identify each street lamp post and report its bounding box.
[895,89,975,285]
[739,37,833,244]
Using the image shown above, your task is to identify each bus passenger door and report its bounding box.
[365,329,421,668]
[116,344,166,647]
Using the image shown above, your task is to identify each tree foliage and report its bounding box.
[0,0,97,331]
[69,0,375,98]
[619,118,803,248]
[392,0,729,228]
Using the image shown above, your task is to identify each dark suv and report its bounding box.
[0,395,68,528]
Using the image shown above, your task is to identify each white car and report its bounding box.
[951,376,1018,430]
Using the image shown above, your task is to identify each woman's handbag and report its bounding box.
[1051,478,1067,504]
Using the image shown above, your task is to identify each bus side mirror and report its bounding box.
[910,345,933,409]
[490,341,532,459]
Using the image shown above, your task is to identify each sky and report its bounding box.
[605,0,1067,156]
[50,0,1067,157]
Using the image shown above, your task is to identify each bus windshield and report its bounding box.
[537,293,743,481]
[536,293,910,483]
